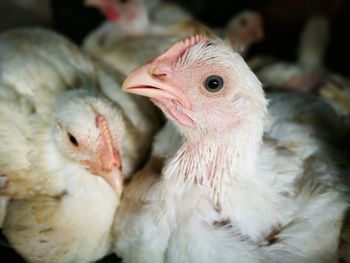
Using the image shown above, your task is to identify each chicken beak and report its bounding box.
[100,161,123,198]
[80,150,123,197]
[81,114,124,196]
[122,64,192,109]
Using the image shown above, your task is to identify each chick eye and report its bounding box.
[239,17,248,27]
[204,75,224,92]
[68,132,79,147]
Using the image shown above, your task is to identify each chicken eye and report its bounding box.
[68,132,79,147]
[239,17,248,27]
[204,75,224,92]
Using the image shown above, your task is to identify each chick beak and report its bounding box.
[122,64,191,109]
[105,167,123,197]
[81,115,123,196]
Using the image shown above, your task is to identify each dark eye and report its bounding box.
[204,75,224,92]
[239,17,248,27]
[68,133,79,147]
[119,0,128,3]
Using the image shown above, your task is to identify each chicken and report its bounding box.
[318,74,350,117]
[114,36,349,263]
[149,1,192,25]
[297,15,330,71]
[256,15,329,92]
[255,15,350,118]
[1,89,127,263]
[83,0,215,70]
[265,91,350,163]
[0,28,159,177]
[225,10,264,55]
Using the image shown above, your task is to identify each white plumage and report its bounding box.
[83,0,215,75]
[0,28,161,262]
[114,37,349,263]
[2,90,124,263]
[256,15,329,92]
[0,28,160,178]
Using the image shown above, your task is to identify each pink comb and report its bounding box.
[155,35,205,64]
[100,0,119,22]
[104,7,119,22]
[173,35,205,54]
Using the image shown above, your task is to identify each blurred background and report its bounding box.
[49,0,350,75]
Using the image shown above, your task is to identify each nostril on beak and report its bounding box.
[150,64,171,80]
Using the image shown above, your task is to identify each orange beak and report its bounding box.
[81,115,123,196]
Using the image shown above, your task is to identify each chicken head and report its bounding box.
[123,36,266,138]
[52,90,124,196]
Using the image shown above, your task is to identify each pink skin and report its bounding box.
[122,35,246,134]
[76,115,123,196]
[122,36,202,128]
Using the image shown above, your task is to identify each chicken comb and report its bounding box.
[102,0,120,22]
[180,35,205,47]
[173,35,205,55]
[156,35,206,64]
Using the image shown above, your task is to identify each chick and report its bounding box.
[83,0,215,73]
[0,27,160,178]
[115,36,348,263]
[2,89,128,263]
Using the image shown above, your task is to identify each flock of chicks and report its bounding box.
[0,0,350,263]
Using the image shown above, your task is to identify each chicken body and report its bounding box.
[83,0,214,74]
[149,1,192,25]
[224,10,264,55]
[0,28,159,262]
[2,89,124,263]
[0,28,159,178]
[114,37,349,263]
[256,15,329,92]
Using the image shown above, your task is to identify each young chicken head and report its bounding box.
[51,90,124,196]
[226,10,264,54]
[122,36,267,138]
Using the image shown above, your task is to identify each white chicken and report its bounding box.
[0,28,160,177]
[225,10,264,55]
[0,28,161,262]
[1,89,126,263]
[147,0,192,25]
[255,15,350,118]
[114,36,349,263]
[256,15,328,92]
[83,0,214,71]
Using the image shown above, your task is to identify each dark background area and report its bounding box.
[51,0,350,76]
